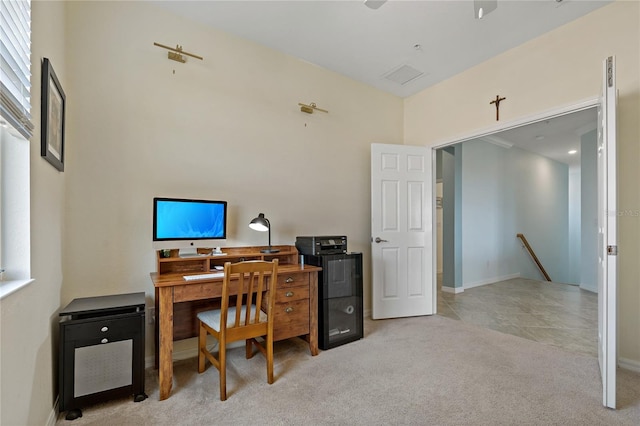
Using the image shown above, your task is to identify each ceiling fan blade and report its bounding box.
[364,0,387,10]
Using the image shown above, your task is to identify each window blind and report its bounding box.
[0,0,33,139]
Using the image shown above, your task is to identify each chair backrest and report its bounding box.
[220,259,279,332]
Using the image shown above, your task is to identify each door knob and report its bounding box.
[374,237,388,243]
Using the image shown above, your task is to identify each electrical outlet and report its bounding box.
[147,307,155,324]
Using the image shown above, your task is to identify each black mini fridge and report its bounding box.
[303,252,363,349]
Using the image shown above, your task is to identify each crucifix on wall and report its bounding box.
[490,95,506,121]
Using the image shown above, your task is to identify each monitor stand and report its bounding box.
[178,248,199,258]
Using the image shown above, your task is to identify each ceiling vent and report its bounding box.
[382,64,425,85]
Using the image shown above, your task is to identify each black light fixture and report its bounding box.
[249,213,279,253]
[363,0,386,10]
[474,0,497,19]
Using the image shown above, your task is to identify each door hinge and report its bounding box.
[607,57,614,88]
[607,245,618,256]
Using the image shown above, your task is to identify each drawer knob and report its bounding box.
[285,277,294,283]
[101,326,109,332]
[285,291,294,297]
[284,307,294,313]
[101,338,109,344]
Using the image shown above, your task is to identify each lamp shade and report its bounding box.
[249,213,269,232]
[249,213,279,253]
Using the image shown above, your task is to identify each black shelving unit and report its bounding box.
[303,253,363,349]
[59,292,147,420]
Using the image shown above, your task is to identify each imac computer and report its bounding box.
[152,197,227,257]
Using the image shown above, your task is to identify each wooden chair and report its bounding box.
[197,259,278,400]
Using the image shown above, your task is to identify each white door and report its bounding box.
[597,56,617,409]
[371,143,434,319]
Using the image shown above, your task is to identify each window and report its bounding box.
[1,0,34,139]
[1,0,32,298]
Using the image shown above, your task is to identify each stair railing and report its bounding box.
[516,233,551,282]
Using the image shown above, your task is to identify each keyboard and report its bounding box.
[183,272,224,281]
[179,253,205,258]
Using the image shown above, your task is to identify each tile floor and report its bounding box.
[436,277,598,357]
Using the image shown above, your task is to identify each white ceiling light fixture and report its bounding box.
[568,150,577,154]
[364,0,387,10]
[474,0,498,19]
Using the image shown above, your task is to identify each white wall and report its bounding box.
[458,140,569,287]
[460,140,511,285]
[62,1,403,360]
[0,2,67,425]
[509,144,570,284]
[405,1,640,365]
[568,167,581,285]
[580,130,598,292]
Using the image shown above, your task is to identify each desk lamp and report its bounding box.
[249,213,279,253]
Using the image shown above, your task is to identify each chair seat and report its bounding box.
[197,305,267,332]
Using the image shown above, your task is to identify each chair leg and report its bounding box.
[266,333,274,384]
[219,342,227,401]
[246,339,253,359]
[197,321,206,374]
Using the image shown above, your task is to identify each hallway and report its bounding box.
[437,278,598,357]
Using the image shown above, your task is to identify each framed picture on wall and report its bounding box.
[41,57,66,172]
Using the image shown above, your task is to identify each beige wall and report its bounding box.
[405,1,640,365]
[62,1,402,359]
[0,2,67,425]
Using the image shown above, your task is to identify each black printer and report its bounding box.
[295,235,347,256]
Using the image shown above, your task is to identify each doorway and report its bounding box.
[434,106,599,357]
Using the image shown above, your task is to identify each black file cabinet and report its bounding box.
[59,292,147,420]
[303,253,363,349]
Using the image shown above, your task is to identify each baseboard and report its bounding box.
[464,273,521,290]
[47,397,59,426]
[579,284,597,293]
[441,286,464,294]
[619,357,640,373]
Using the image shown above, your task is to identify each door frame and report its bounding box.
[430,98,600,289]
[431,97,599,150]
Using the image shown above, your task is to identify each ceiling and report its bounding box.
[151,0,611,98]
[478,107,597,168]
[150,0,606,167]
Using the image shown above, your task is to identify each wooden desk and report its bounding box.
[150,246,320,400]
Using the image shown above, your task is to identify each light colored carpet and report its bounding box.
[56,315,640,425]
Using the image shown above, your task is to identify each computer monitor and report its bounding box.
[152,197,227,254]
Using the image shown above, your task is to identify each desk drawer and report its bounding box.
[275,286,309,303]
[277,273,309,288]
[173,283,221,302]
[273,299,309,341]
